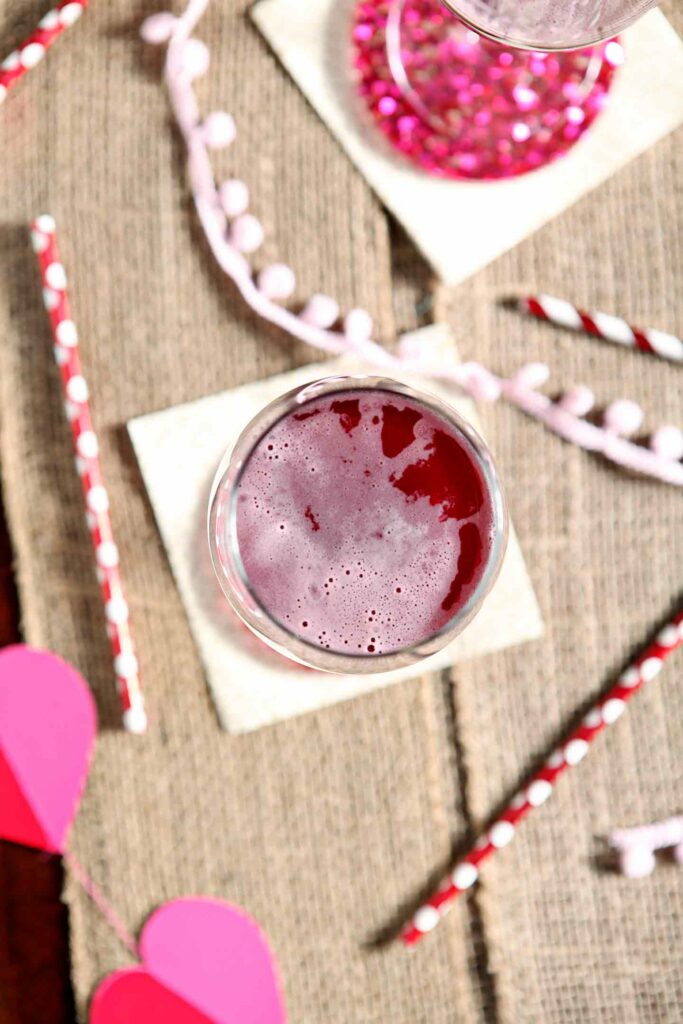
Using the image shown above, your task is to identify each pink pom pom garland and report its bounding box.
[603,399,644,436]
[140,12,177,45]
[231,213,264,254]
[178,36,209,78]
[141,0,682,488]
[343,307,374,345]
[650,426,683,461]
[257,264,296,301]
[201,110,236,148]
[301,294,340,329]
[219,179,249,218]
[558,385,595,417]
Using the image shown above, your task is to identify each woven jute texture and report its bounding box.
[1,1,682,1021]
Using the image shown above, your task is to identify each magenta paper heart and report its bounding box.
[90,898,286,1024]
[0,645,96,854]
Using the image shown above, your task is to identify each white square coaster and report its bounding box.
[129,326,542,733]
[251,2,683,284]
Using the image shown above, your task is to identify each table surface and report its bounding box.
[1,1,682,1020]
[0,490,73,1024]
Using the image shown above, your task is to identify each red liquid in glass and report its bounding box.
[235,389,494,656]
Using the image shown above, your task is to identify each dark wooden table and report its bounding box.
[0,486,74,1024]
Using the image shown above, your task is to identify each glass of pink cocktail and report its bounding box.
[208,376,507,673]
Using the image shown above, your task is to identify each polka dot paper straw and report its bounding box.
[402,606,683,945]
[519,294,683,364]
[32,215,147,734]
[0,1,88,106]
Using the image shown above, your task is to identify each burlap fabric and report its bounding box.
[1,1,682,1020]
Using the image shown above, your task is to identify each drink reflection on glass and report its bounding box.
[439,0,659,49]
[209,377,508,674]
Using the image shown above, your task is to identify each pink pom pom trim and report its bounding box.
[619,846,655,879]
[603,399,644,436]
[202,111,236,148]
[230,214,263,254]
[219,179,249,218]
[650,425,683,461]
[178,37,209,78]
[344,308,373,344]
[140,12,176,44]
[513,362,550,390]
[558,385,595,417]
[301,294,339,329]
[257,264,296,301]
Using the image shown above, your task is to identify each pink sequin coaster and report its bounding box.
[352,0,622,179]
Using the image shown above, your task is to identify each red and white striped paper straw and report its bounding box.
[402,605,683,945]
[519,294,683,364]
[0,1,88,105]
[32,215,147,734]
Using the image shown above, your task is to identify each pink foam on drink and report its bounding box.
[235,389,494,656]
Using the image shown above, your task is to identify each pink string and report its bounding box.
[64,849,139,958]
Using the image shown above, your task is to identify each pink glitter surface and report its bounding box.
[352,0,622,180]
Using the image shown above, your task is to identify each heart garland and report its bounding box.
[0,645,95,852]
[0,645,286,1023]
[90,899,286,1024]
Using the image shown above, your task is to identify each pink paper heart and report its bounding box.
[0,645,96,854]
[90,899,286,1024]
